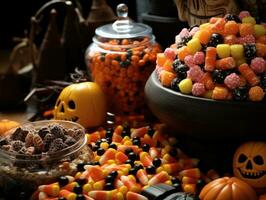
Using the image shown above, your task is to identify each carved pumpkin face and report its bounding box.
[233,141,266,189]
[54,82,106,128]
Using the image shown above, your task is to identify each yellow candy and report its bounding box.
[187,38,202,54]
[236,58,246,66]
[242,16,256,25]
[179,79,193,94]
[100,142,109,150]
[203,90,213,99]
[230,44,244,59]
[216,44,230,58]
[254,24,266,37]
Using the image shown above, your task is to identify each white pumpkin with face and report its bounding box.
[54,82,106,128]
[233,141,266,190]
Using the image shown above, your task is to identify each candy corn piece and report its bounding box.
[38,183,60,197]
[99,148,117,165]
[140,152,153,167]
[136,169,149,185]
[148,171,170,185]
[126,191,148,200]
[59,189,77,200]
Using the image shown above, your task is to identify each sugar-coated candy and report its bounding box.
[249,86,265,101]
[224,21,239,35]
[254,24,266,37]
[216,44,230,58]
[184,55,195,67]
[189,26,200,36]
[193,52,205,65]
[238,34,256,44]
[212,86,229,100]
[239,23,254,37]
[187,65,204,82]
[230,44,244,59]
[239,11,250,20]
[250,57,265,74]
[204,47,217,72]
[164,48,176,60]
[242,16,256,25]
[224,73,240,89]
[187,38,202,54]
[192,83,206,96]
[238,63,260,86]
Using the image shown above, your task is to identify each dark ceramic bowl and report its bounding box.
[145,71,266,141]
[145,71,266,171]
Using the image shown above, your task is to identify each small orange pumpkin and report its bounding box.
[0,119,20,136]
[199,177,257,200]
[233,141,266,190]
[54,82,107,128]
[259,194,266,200]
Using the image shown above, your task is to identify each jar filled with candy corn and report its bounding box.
[0,120,93,199]
[86,4,161,115]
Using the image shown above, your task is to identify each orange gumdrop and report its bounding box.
[224,35,238,45]
[257,35,266,45]
[197,29,211,45]
[256,43,266,57]
[178,46,191,61]
[239,23,254,37]
[212,86,229,100]
[224,21,239,36]
[156,53,167,67]
[160,71,176,87]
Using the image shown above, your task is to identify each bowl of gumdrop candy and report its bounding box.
[145,11,266,141]
[0,120,93,199]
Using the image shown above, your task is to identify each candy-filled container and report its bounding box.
[0,120,93,199]
[86,4,161,115]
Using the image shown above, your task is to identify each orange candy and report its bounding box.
[178,46,191,61]
[205,47,217,72]
[224,21,239,35]
[126,191,148,200]
[156,53,167,67]
[99,148,117,165]
[256,43,266,57]
[249,86,265,101]
[38,183,60,197]
[239,23,254,37]
[159,70,176,87]
[216,57,236,70]
[148,171,170,185]
[224,34,238,45]
[179,168,201,179]
[238,63,260,86]
[197,29,211,45]
[200,72,215,90]
[212,86,229,100]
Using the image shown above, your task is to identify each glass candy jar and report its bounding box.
[0,120,93,199]
[86,4,161,115]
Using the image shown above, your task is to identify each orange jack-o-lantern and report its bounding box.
[233,141,266,190]
[54,82,106,128]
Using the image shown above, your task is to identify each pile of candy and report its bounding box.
[156,11,266,101]
[0,123,82,155]
[33,125,220,200]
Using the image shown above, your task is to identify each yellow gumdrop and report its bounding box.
[242,16,256,25]
[179,79,193,94]
[187,38,202,54]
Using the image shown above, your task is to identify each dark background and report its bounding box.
[0,0,138,49]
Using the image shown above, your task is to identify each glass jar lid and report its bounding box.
[95,4,152,39]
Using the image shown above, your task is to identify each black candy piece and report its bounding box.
[146,165,156,174]
[232,86,248,101]
[109,170,118,178]
[76,178,87,186]
[208,33,223,47]
[174,64,189,79]
[105,175,115,183]
[152,157,162,168]
[104,182,114,190]
[97,147,105,156]
[224,14,241,23]
[109,143,117,150]
[73,185,83,194]
[77,163,85,172]
[58,197,67,200]
[212,70,227,84]
[171,77,182,91]
[142,143,150,152]
[147,127,155,137]
[260,73,266,89]
[169,148,178,158]
[105,128,113,138]
[58,176,69,187]
[244,44,256,60]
